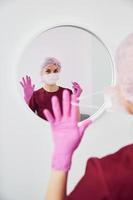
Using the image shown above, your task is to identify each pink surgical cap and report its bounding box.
[41,57,61,70]
[115,33,133,102]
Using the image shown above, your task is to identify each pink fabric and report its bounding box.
[43,90,92,171]
[72,81,83,99]
[20,75,35,104]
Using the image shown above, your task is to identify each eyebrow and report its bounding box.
[46,67,59,70]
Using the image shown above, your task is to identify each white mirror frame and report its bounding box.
[16,23,116,123]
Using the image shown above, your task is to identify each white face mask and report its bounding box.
[41,73,60,85]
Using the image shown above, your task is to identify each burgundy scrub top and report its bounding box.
[29,86,72,120]
[65,144,133,200]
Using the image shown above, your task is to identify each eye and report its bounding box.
[54,69,59,73]
[45,69,51,74]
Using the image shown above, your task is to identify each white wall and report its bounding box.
[0,1,133,200]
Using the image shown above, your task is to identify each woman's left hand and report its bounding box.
[72,81,83,98]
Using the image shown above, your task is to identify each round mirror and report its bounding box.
[17,25,115,122]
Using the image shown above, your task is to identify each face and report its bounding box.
[43,64,60,75]
[119,86,133,114]
[41,64,61,85]
[122,98,133,114]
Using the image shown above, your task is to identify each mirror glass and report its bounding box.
[17,25,114,122]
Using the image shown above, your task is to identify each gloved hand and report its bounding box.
[43,90,92,171]
[20,75,35,104]
[72,81,83,99]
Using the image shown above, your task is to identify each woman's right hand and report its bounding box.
[20,75,35,104]
[43,90,92,172]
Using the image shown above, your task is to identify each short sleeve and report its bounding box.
[69,89,73,95]
[65,144,133,200]
[29,93,36,113]
[65,158,110,200]
[66,88,73,95]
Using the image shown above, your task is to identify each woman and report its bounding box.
[20,57,82,121]
[44,34,133,200]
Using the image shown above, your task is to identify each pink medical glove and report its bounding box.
[72,81,83,98]
[20,75,35,104]
[43,90,92,171]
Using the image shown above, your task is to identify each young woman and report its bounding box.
[20,57,82,121]
[44,34,133,200]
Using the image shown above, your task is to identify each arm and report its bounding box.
[44,90,92,200]
[45,171,68,200]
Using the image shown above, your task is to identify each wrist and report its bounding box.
[24,96,31,104]
[52,152,73,172]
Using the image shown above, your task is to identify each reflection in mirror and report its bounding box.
[18,25,114,122]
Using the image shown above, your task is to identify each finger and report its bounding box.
[72,86,77,90]
[72,83,77,87]
[79,118,92,137]
[20,81,24,87]
[28,76,31,85]
[73,85,80,89]
[43,109,55,123]
[51,96,62,121]
[22,77,26,85]
[71,94,79,121]
[62,89,71,118]
[32,84,35,90]
[72,89,77,95]
[72,81,79,87]
[73,81,79,85]
[26,75,29,83]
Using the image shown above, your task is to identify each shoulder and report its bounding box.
[66,144,133,200]
[59,86,73,94]
[33,87,44,95]
[85,157,104,178]
[100,144,133,168]
[66,157,110,200]
[84,144,133,185]
[85,144,133,173]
